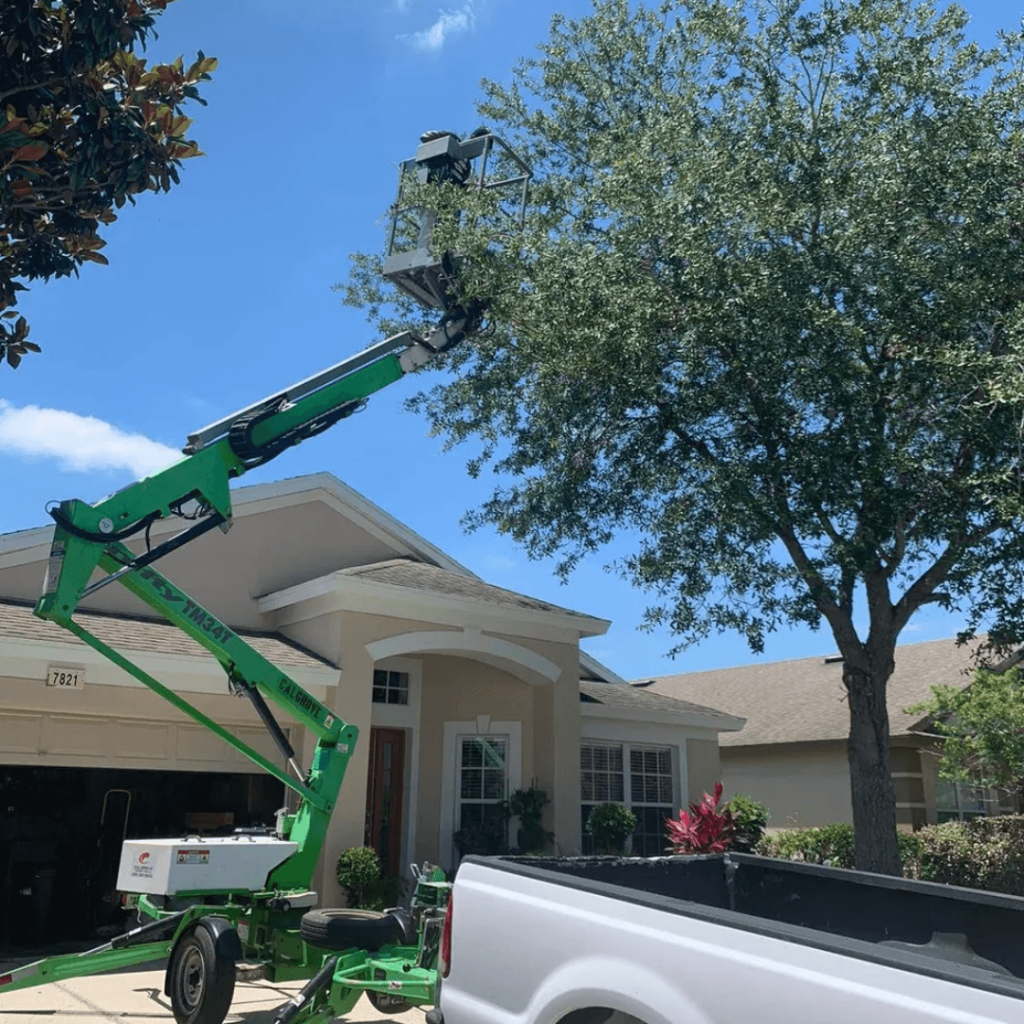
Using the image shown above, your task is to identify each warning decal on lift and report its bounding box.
[176,849,211,865]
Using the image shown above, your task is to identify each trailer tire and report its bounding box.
[368,988,413,1015]
[168,925,235,1024]
[299,909,405,952]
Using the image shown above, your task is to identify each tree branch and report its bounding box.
[0,79,64,104]
[775,517,858,648]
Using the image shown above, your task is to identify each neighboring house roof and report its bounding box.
[336,558,593,621]
[0,599,332,670]
[580,680,745,730]
[642,637,979,747]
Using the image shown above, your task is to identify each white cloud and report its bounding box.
[0,400,180,477]
[412,4,475,51]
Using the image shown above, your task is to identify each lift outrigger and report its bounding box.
[0,130,529,1024]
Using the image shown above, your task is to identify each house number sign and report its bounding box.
[46,665,85,689]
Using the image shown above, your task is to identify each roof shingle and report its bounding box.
[643,637,978,746]
[579,680,742,724]
[0,600,333,671]
[338,558,596,620]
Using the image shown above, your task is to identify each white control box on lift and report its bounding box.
[116,835,298,896]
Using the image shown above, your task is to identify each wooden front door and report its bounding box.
[364,728,406,879]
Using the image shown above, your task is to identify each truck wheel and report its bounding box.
[299,909,405,952]
[168,925,235,1024]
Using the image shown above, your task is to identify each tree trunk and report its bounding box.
[844,659,902,875]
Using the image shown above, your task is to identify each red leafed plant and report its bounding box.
[665,782,736,854]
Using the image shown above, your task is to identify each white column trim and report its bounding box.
[365,630,560,685]
[439,719,522,871]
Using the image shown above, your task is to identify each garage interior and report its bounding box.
[0,765,284,954]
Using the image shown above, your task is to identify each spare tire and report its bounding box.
[299,909,406,952]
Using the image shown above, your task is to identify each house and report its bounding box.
[642,638,1017,832]
[0,472,741,946]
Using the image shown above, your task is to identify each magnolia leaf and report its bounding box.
[0,0,214,369]
[13,142,49,162]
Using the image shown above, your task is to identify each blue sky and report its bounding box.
[0,0,1016,680]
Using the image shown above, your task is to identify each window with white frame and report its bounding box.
[936,777,1000,823]
[581,742,674,856]
[458,735,509,831]
[372,669,409,705]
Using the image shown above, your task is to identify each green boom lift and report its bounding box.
[0,130,530,1024]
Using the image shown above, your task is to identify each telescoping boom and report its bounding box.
[0,129,529,1024]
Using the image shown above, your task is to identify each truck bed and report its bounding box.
[489,853,1024,992]
[440,852,1024,1024]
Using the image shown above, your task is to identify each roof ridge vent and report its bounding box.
[631,679,657,687]
[824,654,844,664]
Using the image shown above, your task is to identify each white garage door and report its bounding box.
[0,710,293,774]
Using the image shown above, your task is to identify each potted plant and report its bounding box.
[509,786,555,854]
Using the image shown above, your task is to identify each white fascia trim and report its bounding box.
[579,651,626,684]
[259,575,609,640]
[225,475,471,574]
[3,636,340,694]
[366,630,561,685]
[0,524,53,563]
[579,702,746,732]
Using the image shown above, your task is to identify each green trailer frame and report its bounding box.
[0,129,528,1024]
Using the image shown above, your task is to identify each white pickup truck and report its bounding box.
[428,852,1024,1024]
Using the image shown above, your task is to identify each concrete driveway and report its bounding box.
[0,965,427,1023]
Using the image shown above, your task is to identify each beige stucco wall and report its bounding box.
[685,738,723,806]
[415,655,535,865]
[721,741,853,829]
[276,610,585,890]
[526,640,583,859]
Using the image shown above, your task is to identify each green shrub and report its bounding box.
[586,802,637,854]
[753,816,1024,897]
[916,815,1024,896]
[756,823,922,870]
[726,794,770,851]
[335,846,401,910]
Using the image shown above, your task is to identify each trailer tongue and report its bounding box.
[0,130,529,1024]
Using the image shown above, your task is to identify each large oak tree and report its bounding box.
[1,0,215,368]
[344,0,1024,873]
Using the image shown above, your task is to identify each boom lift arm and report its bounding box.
[31,128,529,893]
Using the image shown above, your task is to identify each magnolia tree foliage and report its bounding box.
[342,0,1024,873]
[909,666,1024,796]
[0,0,216,368]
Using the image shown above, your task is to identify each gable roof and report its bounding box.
[0,472,625,681]
[336,558,595,620]
[0,472,471,574]
[0,599,332,670]
[642,637,979,746]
